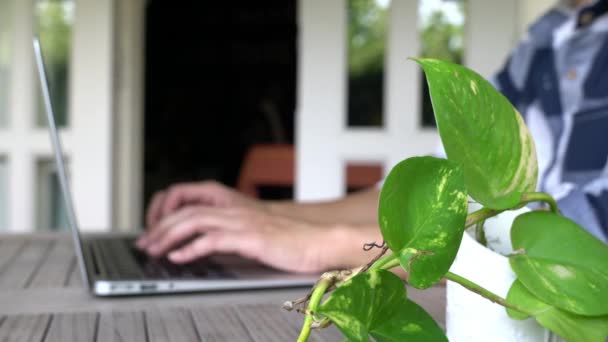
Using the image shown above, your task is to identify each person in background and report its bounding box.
[137,0,608,272]
[493,0,608,242]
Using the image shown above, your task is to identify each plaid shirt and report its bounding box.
[493,0,608,242]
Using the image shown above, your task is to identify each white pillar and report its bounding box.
[465,0,518,78]
[113,0,144,230]
[70,0,114,231]
[7,0,35,232]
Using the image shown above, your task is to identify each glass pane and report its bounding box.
[35,0,74,128]
[0,158,7,230]
[36,159,68,230]
[419,0,466,127]
[0,0,13,127]
[346,0,390,127]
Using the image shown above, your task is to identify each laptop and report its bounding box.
[33,38,317,296]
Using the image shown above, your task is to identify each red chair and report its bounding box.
[237,144,382,198]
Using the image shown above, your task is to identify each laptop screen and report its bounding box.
[33,37,90,289]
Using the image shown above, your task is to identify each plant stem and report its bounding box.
[297,274,333,342]
[519,192,560,214]
[368,252,398,271]
[465,207,502,228]
[445,271,533,316]
[474,220,487,246]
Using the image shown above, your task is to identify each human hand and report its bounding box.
[138,205,338,273]
[139,181,263,247]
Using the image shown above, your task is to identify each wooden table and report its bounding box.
[0,233,445,341]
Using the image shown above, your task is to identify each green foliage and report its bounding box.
[347,0,388,77]
[509,211,608,316]
[317,270,446,342]
[414,58,538,210]
[378,156,468,289]
[36,1,72,126]
[507,280,608,342]
[296,58,608,342]
[420,10,464,63]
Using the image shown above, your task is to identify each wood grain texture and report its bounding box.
[97,311,146,342]
[44,312,98,342]
[236,304,302,341]
[0,314,51,342]
[191,306,253,341]
[66,257,83,288]
[145,308,201,342]
[0,234,447,341]
[0,239,26,282]
[0,240,53,289]
[28,240,75,288]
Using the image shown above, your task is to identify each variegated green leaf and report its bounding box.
[506,280,608,342]
[379,156,468,289]
[510,211,608,316]
[317,270,446,342]
[414,58,537,210]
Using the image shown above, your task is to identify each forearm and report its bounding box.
[321,223,383,270]
[265,187,380,225]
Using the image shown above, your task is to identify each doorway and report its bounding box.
[144,1,298,207]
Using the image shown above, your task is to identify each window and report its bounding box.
[419,0,466,127]
[35,0,74,127]
[36,159,69,230]
[347,0,390,127]
[0,0,13,127]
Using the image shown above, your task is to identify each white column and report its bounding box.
[7,0,35,232]
[465,0,518,78]
[296,0,346,201]
[113,0,144,231]
[70,0,114,231]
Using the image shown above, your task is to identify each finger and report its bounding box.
[142,206,200,249]
[146,209,247,256]
[168,231,262,264]
[145,191,166,230]
[160,182,221,218]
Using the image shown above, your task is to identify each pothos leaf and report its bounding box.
[317,270,446,342]
[414,58,538,210]
[506,280,608,342]
[509,211,608,316]
[379,156,468,288]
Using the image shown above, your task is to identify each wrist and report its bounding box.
[320,224,381,271]
[263,199,291,216]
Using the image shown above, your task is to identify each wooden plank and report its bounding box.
[0,314,51,342]
[145,308,200,342]
[97,311,146,342]
[44,312,98,342]
[0,240,53,290]
[66,257,84,288]
[0,240,26,281]
[267,305,343,342]
[28,240,75,288]
[191,306,253,341]
[236,304,302,342]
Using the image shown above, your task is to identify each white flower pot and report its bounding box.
[446,207,563,342]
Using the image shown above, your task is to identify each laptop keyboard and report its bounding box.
[90,237,232,280]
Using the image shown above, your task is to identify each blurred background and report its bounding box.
[0,0,553,232]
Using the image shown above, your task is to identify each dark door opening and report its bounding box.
[143,1,297,212]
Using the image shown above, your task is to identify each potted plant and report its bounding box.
[284,59,608,342]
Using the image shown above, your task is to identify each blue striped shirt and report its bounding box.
[493,0,608,242]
